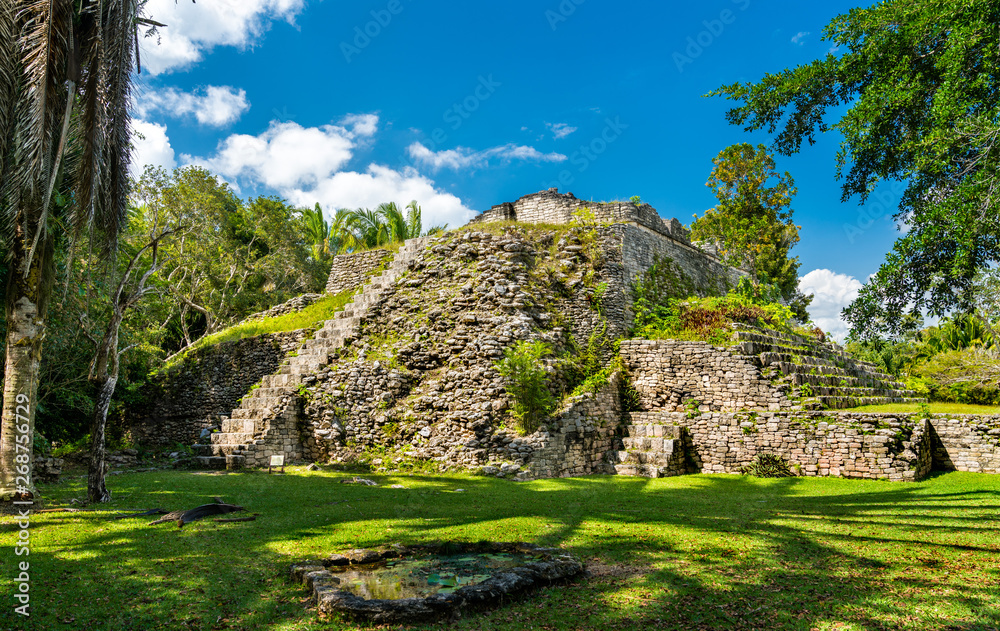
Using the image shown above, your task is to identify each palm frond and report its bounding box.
[405,200,421,239]
[0,0,20,249]
[93,0,138,253]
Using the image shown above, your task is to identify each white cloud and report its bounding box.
[791,31,810,45]
[546,122,577,139]
[134,85,250,126]
[286,164,475,231]
[185,116,376,189]
[798,269,863,341]
[407,142,567,171]
[138,0,307,75]
[339,113,379,138]
[131,119,176,176]
[186,114,475,230]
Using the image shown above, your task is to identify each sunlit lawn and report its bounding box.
[1,468,999,630]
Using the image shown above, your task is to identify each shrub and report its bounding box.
[741,454,793,478]
[911,347,1000,405]
[496,341,557,435]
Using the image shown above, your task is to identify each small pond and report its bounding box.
[332,550,536,599]
[291,542,584,623]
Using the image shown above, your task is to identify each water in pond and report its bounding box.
[332,552,535,599]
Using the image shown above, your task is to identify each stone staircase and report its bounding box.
[733,327,923,409]
[193,237,430,469]
[612,423,688,478]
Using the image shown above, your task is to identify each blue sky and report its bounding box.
[131,0,900,337]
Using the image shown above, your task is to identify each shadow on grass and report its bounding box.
[1,470,999,630]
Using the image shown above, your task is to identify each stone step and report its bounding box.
[201,443,251,457]
[819,395,926,409]
[789,371,901,389]
[236,395,286,410]
[769,359,899,384]
[622,424,683,439]
[613,463,662,478]
[296,345,332,358]
[243,386,287,398]
[225,454,246,470]
[277,362,323,376]
[230,408,277,421]
[800,385,913,399]
[211,432,255,444]
[616,450,677,466]
[261,375,298,390]
[196,456,228,470]
[621,436,679,452]
[221,419,265,434]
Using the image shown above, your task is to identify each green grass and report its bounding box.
[160,291,354,371]
[3,469,999,630]
[844,402,1000,415]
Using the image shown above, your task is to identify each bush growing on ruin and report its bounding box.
[496,341,557,435]
[633,277,794,344]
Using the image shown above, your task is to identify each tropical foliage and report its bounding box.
[846,314,1000,405]
[691,144,801,298]
[325,200,447,254]
[633,277,796,345]
[133,166,327,349]
[709,0,1000,338]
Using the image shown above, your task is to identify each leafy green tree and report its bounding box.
[709,0,1000,338]
[691,143,804,302]
[133,166,322,351]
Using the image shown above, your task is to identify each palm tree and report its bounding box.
[300,203,330,261]
[327,200,448,255]
[1,1,154,503]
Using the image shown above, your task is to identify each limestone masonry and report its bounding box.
[128,189,1000,481]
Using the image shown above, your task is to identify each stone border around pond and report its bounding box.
[290,542,585,623]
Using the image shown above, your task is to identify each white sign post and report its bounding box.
[268,454,285,474]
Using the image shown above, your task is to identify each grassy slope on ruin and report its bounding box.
[159,290,355,372]
[3,470,998,631]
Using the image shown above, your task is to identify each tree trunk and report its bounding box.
[87,375,117,503]
[0,229,55,502]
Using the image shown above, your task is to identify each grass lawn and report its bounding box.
[843,402,1000,415]
[2,469,999,631]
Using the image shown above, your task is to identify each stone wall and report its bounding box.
[128,330,309,448]
[617,223,742,298]
[929,415,1000,473]
[471,188,692,242]
[523,375,622,479]
[632,411,934,482]
[325,249,393,294]
[622,338,796,412]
